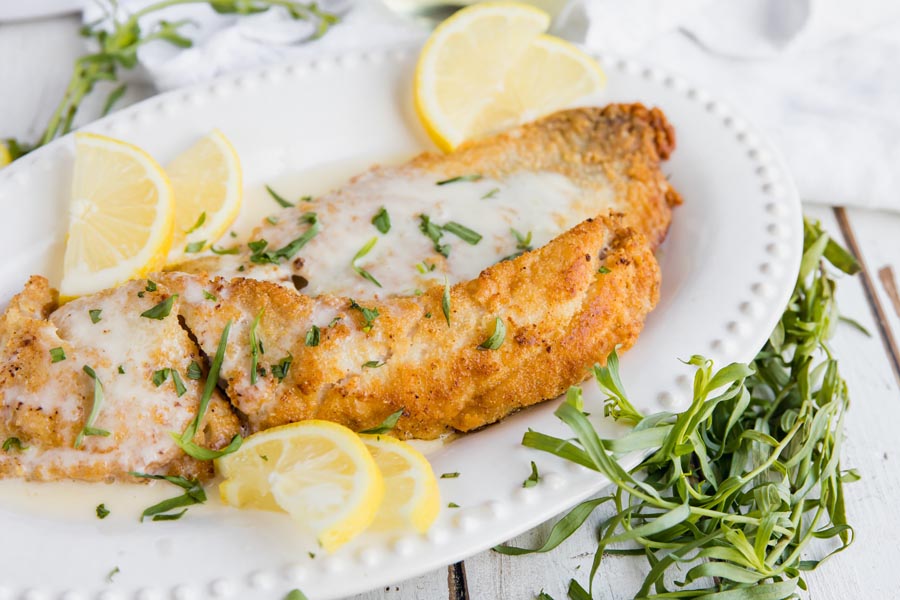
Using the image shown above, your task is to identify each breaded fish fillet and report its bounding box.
[174,104,680,299]
[0,277,240,481]
[164,215,659,439]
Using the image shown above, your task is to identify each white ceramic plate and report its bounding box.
[0,44,802,599]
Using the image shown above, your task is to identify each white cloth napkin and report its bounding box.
[85,0,900,212]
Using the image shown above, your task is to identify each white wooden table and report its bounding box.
[3,14,899,600]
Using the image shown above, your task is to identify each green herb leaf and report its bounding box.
[266,184,294,208]
[130,471,207,522]
[145,280,157,292]
[186,211,206,234]
[362,360,384,369]
[152,368,170,387]
[272,355,293,382]
[442,279,451,326]
[169,433,243,461]
[49,347,66,363]
[203,290,217,302]
[89,309,102,323]
[359,409,404,434]
[441,472,460,479]
[96,503,110,519]
[249,309,263,385]
[186,361,202,380]
[179,321,230,445]
[141,295,177,320]
[372,206,391,234]
[75,365,110,448]
[249,213,320,264]
[352,236,382,288]
[481,187,500,200]
[171,369,187,397]
[478,317,506,350]
[106,566,120,583]
[118,365,125,374]
[210,245,239,255]
[419,214,450,258]
[447,502,460,508]
[522,461,540,488]
[185,240,206,253]
[2,437,27,452]
[511,228,532,251]
[305,325,320,347]
[442,221,482,245]
[284,590,309,600]
[436,174,482,185]
[598,266,611,274]
[349,299,379,332]
[266,215,279,225]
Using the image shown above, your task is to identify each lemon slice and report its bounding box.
[217,421,385,552]
[166,129,242,261]
[414,2,605,151]
[360,434,441,533]
[60,133,174,299]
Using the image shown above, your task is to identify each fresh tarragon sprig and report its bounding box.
[2,0,338,160]
[497,218,861,600]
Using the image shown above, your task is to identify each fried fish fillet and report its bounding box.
[0,277,240,481]
[0,103,678,478]
[175,103,680,299]
[164,215,659,439]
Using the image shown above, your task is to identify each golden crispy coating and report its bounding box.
[164,215,659,439]
[0,277,240,482]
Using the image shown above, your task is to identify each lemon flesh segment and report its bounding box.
[217,421,385,553]
[467,35,607,140]
[415,1,551,151]
[360,434,441,533]
[166,129,242,262]
[60,133,174,299]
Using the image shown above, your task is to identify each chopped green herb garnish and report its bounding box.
[522,461,540,488]
[2,437,27,452]
[230,231,237,238]
[186,361,202,380]
[266,184,294,208]
[141,295,177,320]
[511,228,532,251]
[96,503,110,519]
[184,240,206,253]
[272,355,293,382]
[89,309,102,324]
[75,365,110,448]
[349,299,379,332]
[416,261,436,274]
[171,369,187,397]
[49,347,66,363]
[186,211,206,234]
[360,409,404,434]
[328,316,342,327]
[266,215,279,225]
[300,195,313,203]
[210,245,239,255]
[442,221,482,245]
[106,566,120,583]
[145,280,157,292]
[352,237,382,288]
[260,454,269,462]
[129,472,207,522]
[172,322,243,461]
[362,360,384,369]
[285,590,309,600]
[372,206,391,234]
[441,279,451,326]
[203,290,217,301]
[152,368,169,387]
[117,365,125,374]
[419,214,450,258]
[437,174,482,185]
[237,265,245,272]
[249,309,264,385]
[137,291,145,298]
[481,187,500,200]
[478,317,506,350]
[441,472,460,479]
[448,502,460,508]
[598,266,611,274]
[305,325,320,347]
[249,213,320,264]
[425,312,432,319]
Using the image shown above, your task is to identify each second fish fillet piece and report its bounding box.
[164,215,659,439]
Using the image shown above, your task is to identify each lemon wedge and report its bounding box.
[166,129,242,262]
[360,434,441,533]
[217,421,385,552]
[414,1,606,151]
[60,132,174,299]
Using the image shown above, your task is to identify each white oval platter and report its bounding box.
[0,44,802,599]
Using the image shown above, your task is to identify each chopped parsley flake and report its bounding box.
[479,317,506,350]
[185,240,206,253]
[419,214,450,258]
[186,211,206,234]
[2,437,27,452]
[362,360,385,369]
[145,280,157,292]
[441,472,460,479]
[141,295,177,320]
[210,245,239,255]
[249,212,320,264]
[186,361,202,380]
[352,236,382,288]
[272,355,293,382]
[436,174,482,185]
[372,206,391,234]
[359,409,404,434]
[305,325,320,347]
[89,309,102,324]
[523,461,540,488]
[49,347,66,363]
[481,187,500,200]
[96,503,110,519]
[203,290,217,301]
[448,502,460,508]
[599,266,611,274]
[265,184,294,208]
[349,299,379,332]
